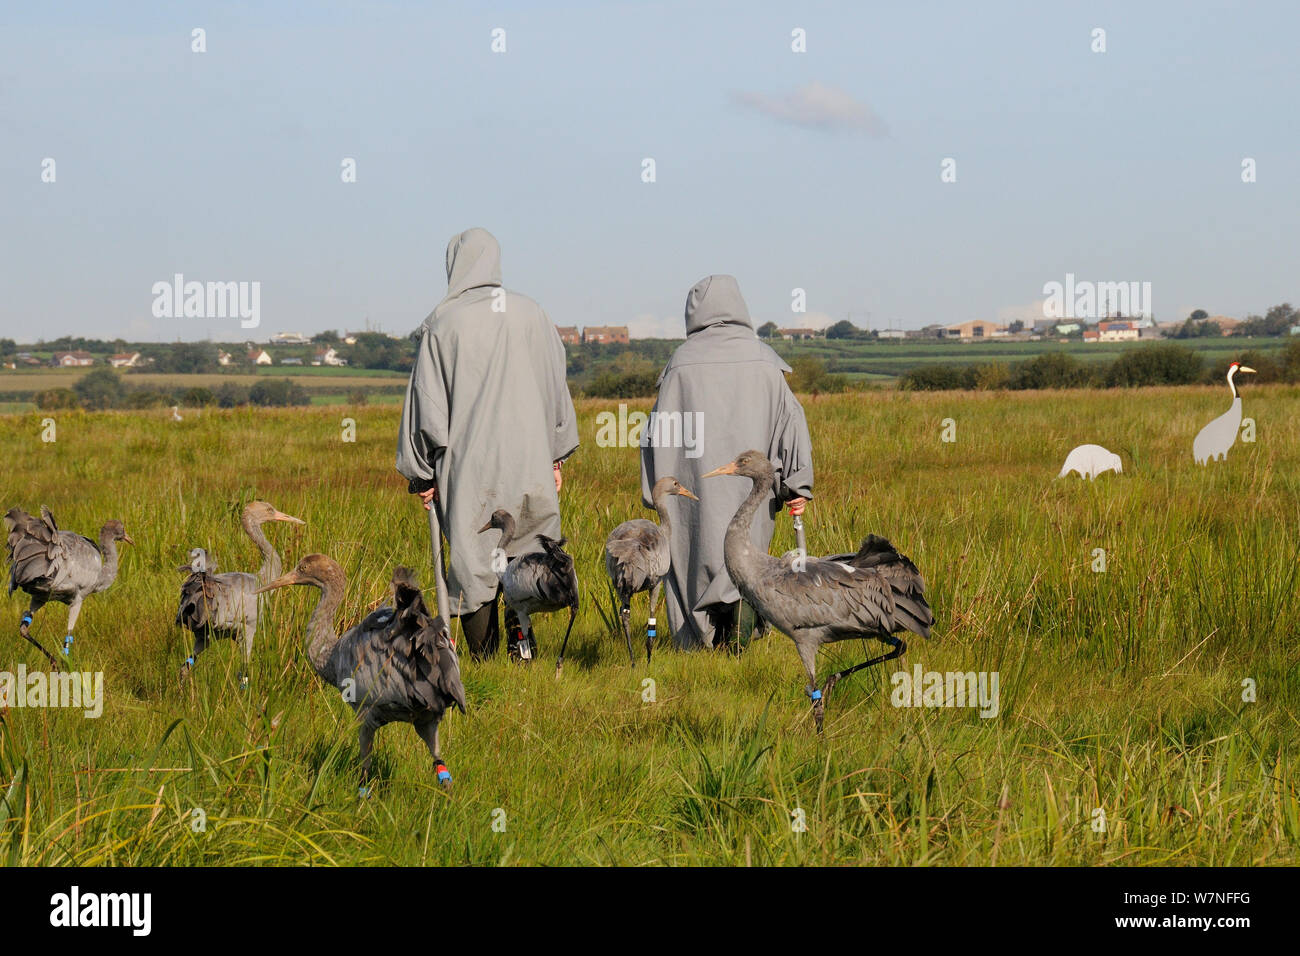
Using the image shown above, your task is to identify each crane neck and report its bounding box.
[93,529,120,592]
[1227,367,1239,400]
[303,571,346,680]
[243,513,281,585]
[494,514,517,551]
[722,471,774,591]
[651,490,675,539]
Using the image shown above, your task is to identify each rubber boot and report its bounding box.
[458,590,501,660]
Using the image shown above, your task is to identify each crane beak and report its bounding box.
[677,487,700,501]
[121,533,135,545]
[701,462,737,478]
[255,571,303,593]
[271,510,305,525]
[177,563,195,572]
[477,520,494,534]
[1239,366,1256,374]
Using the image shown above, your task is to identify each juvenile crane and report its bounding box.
[702,451,933,732]
[604,476,698,665]
[176,501,304,688]
[5,506,134,666]
[478,509,579,673]
[257,555,467,795]
[1193,361,1255,464]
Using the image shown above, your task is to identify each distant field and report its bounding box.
[0,368,408,391]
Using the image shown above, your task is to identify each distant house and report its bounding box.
[342,332,360,345]
[778,328,820,341]
[217,350,233,366]
[583,325,630,345]
[1053,323,1082,335]
[108,352,141,368]
[943,320,1004,340]
[271,332,311,345]
[876,329,907,340]
[906,324,946,340]
[52,351,95,367]
[555,326,581,346]
[248,349,273,365]
[1097,321,1139,342]
[1206,315,1241,335]
[1082,330,1100,342]
[280,357,303,366]
[312,346,348,367]
[15,353,41,367]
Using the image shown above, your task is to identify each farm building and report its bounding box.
[555,326,581,345]
[1097,321,1139,342]
[248,349,273,365]
[51,351,95,367]
[108,352,142,368]
[778,328,821,340]
[943,320,1004,340]
[583,326,629,345]
[313,346,348,367]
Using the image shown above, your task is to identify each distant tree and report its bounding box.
[1189,309,1209,322]
[1008,320,1025,334]
[73,367,126,410]
[312,330,340,344]
[1104,343,1202,387]
[183,387,216,407]
[249,378,310,407]
[215,383,251,408]
[0,338,16,358]
[826,320,859,340]
[35,388,79,410]
[757,321,778,338]
[346,332,416,371]
[1239,303,1296,337]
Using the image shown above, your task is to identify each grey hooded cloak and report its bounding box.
[639,275,813,648]
[397,228,579,616]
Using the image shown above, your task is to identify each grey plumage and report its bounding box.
[176,501,304,688]
[478,509,579,674]
[5,506,134,666]
[702,451,933,732]
[604,476,698,665]
[257,554,466,793]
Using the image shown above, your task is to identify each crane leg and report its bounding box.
[62,598,83,656]
[357,724,376,798]
[555,605,577,678]
[414,718,453,792]
[646,580,662,665]
[619,604,635,666]
[813,636,908,733]
[179,633,209,685]
[18,607,61,670]
[238,620,255,690]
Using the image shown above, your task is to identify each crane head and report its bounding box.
[103,519,134,545]
[702,450,775,483]
[652,476,698,501]
[256,553,342,593]
[245,500,306,526]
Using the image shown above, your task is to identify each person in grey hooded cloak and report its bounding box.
[639,274,813,650]
[397,228,579,659]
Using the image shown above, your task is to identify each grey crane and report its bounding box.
[702,451,933,732]
[176,501,304,688]
[257,555,467,795]
[1193,361,1255,464]
[478,510,579,674]
[604,476,698,666]
[4,506,134,667]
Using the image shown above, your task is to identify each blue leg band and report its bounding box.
[185,656,195,667]
[21,612,33,626]
[810,689,822,701]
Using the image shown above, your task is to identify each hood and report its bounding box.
[443,228,503,301]
[684,275,754,336]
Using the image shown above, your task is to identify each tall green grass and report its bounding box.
[1,386,1296,865]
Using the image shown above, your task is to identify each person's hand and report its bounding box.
[417,485,438,511]
[787,497,807,517]
[554,461,563,494]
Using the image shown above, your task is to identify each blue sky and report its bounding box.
[1,0,1296,342]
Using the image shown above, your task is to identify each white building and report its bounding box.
[312,346,348,367]
[108,352,141,368]
[248,349,273,365]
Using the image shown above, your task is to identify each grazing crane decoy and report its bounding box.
[176,501,304,688]
[478,510,579,674]
[1193,361,1255,464]
[171,406,183,422]
[4,506,134,666]
[702,451,933,732]
[257,555,466,795]
[603,476,698,666]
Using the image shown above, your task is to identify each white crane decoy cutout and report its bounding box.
[1059,444,1123,480]
[1193,362,1255,464]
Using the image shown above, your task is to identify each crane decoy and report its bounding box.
[603,476,698,666]
[4,506,134,666]
[701,451,933,732]
[171,406,183,422]
[176,501,304,688]
[1194,362,1255,464]
[478,510,579,674]
[257,555,466,796]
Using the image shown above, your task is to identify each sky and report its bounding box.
[1,0,1297,342]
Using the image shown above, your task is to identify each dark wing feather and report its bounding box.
[534,536,579,610]
[5,506,65,594]
[175,570,220,632]
[604,520,665,595]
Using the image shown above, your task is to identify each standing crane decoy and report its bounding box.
[701,451,933,732]
[1193,361,1256,464]
[478,509,579,674]
[176,501,304,688]
[257,555,466,796]
[5,506,134,666]
[171,406,183,422]
[603,476,698,666]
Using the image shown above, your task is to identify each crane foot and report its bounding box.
[435,761,453,793]
[811,689,825,734]
[19,618,61,671]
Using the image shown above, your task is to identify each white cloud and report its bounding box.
[732,82,887,135]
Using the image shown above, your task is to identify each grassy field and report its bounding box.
[1,389,1297,866]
